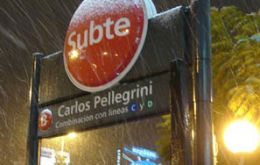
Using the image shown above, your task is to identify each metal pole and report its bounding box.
[170,60,193,165]
[191,0,213,164]
[27,52,44,165]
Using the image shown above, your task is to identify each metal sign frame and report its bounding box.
[27,2,213,165]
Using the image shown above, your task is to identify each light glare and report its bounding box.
[224,120,260,153]
[67,132,77,139]
[102,51,108,56]
[69,49,79,60]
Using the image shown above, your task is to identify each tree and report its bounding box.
[212,6,260,121]
[212,6,260,165]
[157,6,260,165]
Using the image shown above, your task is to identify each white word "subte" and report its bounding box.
[68,17,131,50]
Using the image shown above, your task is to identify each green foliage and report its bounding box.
[212,7,260,165]
[156,115,172,161]
[212,6,260,122]
[156,6,260,164]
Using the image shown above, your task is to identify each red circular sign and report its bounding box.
[38,109,53,131]
[64,0,148,92]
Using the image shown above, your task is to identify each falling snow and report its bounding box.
[0,0,259,164]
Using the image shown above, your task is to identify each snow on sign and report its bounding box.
[64,0,148,92]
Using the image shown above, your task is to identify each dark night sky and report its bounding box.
[0,0,259,164]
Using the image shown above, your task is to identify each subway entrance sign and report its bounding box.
[27,1,193,164]
[37,5,188,136]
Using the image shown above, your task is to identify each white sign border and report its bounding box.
[64,0,148,93]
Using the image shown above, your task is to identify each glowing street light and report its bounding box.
[223,120,260,153]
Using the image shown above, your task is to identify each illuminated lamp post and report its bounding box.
[223,120,260,165]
